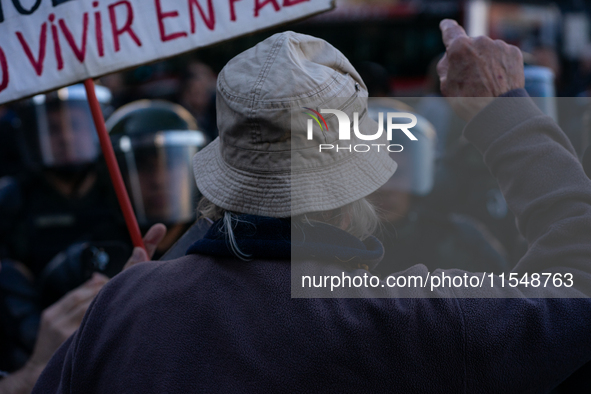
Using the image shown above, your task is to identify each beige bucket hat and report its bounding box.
[193,31,397,217]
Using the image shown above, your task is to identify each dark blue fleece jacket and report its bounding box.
[32,92,591,393]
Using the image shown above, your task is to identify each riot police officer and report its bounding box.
[0,84,130,372]
[107,100,209,258]
[366,98,509,277]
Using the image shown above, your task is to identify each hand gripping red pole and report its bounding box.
[83,78,146,252]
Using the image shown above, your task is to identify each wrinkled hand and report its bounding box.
[437,19,525,121]
[123,224,167,270]
[27,273,108,369]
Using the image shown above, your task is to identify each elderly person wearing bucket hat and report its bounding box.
[33,20,591,393]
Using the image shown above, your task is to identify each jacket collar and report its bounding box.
[186,215,384,270]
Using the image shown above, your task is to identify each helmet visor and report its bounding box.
[116,131,204,226]
[34,98,99,167]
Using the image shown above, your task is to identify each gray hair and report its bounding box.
[197,196,380,260]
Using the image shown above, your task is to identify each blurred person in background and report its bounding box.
[0,272,107,394]
[367,99,508,277]
[0,85,132,374]
[108,100,209,259]
[358,62,511,273]
[0,226,164,393]
[178,61,218,140]
[426,129,528,267]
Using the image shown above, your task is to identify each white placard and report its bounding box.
[0,0,334,104]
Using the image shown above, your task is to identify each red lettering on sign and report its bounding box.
[254,0,280,17]
[93,1,104,57]
[59,13,89,62]
[188,0,215,34]
[16,23,48,76]
[283,0,308,5]
[49,14,64,70]
[228,0,241,21]
[108,1,142,52]
[95,9,104,57]
[155,0,187,42]
[0,46,8,93]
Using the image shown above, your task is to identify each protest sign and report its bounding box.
[0,0,334,105]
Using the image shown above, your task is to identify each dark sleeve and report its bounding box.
[457,92,591,391]
[31,334,76,393]
[464,91,591,275]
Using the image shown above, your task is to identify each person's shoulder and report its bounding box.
[116,254,215,285]
[94,254,216,307]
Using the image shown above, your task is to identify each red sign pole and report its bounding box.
[83,78,146,252]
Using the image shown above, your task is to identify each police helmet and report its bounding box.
[107,100,208,227]
[16,84,111,171]
[368,98,437,196]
